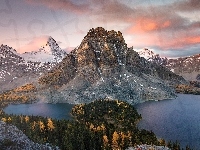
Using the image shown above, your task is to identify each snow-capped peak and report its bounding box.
[138,48,156,60]
[138,48,168,65]
[21,36,67,63]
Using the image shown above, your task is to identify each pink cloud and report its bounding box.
[18,35,49,53]
[23,0,200,56]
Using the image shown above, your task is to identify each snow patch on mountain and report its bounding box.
[21,36,67,63]
[0,37,67,92]
[138,48,168,66]
[138,48,156,60]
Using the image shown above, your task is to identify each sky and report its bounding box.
[0,0,199,58]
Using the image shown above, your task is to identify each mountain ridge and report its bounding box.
[34,27,186,104]
[138,48,200,81]
[0,37,67,93]
[21,36,67,63]
[0,27,187,104]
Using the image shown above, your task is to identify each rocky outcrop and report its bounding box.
[0,121,59,150]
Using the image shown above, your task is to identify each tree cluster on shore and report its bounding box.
[0,99,193,150]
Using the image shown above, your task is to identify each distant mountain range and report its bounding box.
[138,48,200,81]
[0,36,67,93]
[1,27,187,104]
[2,27,200,104]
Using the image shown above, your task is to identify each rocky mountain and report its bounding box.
[17,27,185,104]
[138,48,168,66]
[0,37,67,93]
[21,36,67,63]
[138,48,200,81]
[166,54,200,81]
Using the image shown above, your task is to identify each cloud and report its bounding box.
[18,35,49,53]
[92,0,200,55]
[174,0,200,11]
[25,0,90,14]
[24,0,200,57]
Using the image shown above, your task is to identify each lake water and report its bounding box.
[135,94,200,149]
[4,103,74,120]
[4,94,200,148]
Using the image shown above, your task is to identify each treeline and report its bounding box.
[175,83,200,95]
[0,83,36,108]
[0,99,193,150]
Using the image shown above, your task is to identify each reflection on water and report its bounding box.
[135,94,200,149]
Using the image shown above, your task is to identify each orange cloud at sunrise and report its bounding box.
[126,18,173,34]
[187,36,200,44]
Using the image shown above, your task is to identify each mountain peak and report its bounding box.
[83,27,125,45]
[70,27,128,69]
[138,48,155,59]
[47,36,56,44]
[22,36,67,63]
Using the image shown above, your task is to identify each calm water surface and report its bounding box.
[4,103,74,120]
[135,94,200,149]
[4,94,200,148]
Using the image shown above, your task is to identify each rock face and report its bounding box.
[36,27,186,104]
[0,121,58,150]
[138,48,200,81]
[0,37,67,93]
[166,54,200,81]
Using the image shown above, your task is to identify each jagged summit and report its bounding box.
[138,48,168,66]
[138,48,155,60]
[22,36,67,63]
[68,27,128,71]
[0,28,187,104]
[83,27,125,43]
[36,28,186,104]
[0,38,66,92]
[81,27,126,49]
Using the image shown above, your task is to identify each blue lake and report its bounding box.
[4,103,74,120]
[135,94,200,149]
[4,94,200,148]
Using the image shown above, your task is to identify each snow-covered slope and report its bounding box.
[138,48,168,65]
[21,36,67,63]
[0,37,67,92]
[138,48,156,60]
